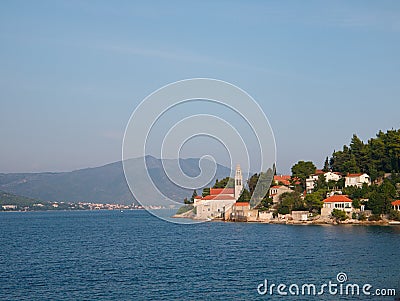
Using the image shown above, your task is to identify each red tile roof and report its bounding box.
[315,169,324,175]
[194,196,202,199]
[323,195,353,203]
[392,200,400,206]
[274,175,291,180]
[210,188,234,195]
[270,185,282,189]
[346,173,364,177]
[202,194,236,201]
[274,175,291,185]
[234,202,250,207]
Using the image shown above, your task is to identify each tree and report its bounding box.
[183,197,190,204]
[367,191,385,215]
[304,191,324,213]
[190,189,197,203]
[327,129,400,177]
[277,192,305,214]
[350,134,367,171]
[202,187,210,197]
[255,197,274,211]
[352,199,360,209]
[237,189,251,202]
[213,177,234,188]
[323,156,330,172]
[378,180,397,214]
[291,161,317,189]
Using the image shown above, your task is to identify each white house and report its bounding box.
[321,195,353,217]
[195,193,236,220]
[345,173,371,188]
[195,164,243,220]
[325,171,342,182]
[392,200,400,211]
[269,185,293,203]
[306,171,342,193]
[1,204,17,210]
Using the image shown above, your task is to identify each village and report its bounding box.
[177,163,400,225]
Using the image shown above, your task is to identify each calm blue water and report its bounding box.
[0,210,399,300]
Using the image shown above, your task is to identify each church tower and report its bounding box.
[234,164,243,200]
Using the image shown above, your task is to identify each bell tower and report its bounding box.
[234,164,243,200]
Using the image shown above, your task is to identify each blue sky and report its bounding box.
[1,1,399,174]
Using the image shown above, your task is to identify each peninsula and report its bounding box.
[175,129,400,225]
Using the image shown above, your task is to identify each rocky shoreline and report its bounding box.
[173,209,400,226]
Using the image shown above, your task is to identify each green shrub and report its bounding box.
[331,209,348,221]
[368,214,381,221]
[176,205,193,215]
[388,210,400,221]
[358,213,367,221]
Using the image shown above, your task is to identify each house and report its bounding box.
[392,200,400,211]
[1,204,17,210]
[195,193,237,220]
[269,185,294,203]
[273,175,291,186]
[345,173,371,188]
[230,202,250,222]
[193,195,203,206]
[195,164,243,220]
[306,176,318,193]
[306,171,342,193]
[325,171,342,182]
[321,195,353,217]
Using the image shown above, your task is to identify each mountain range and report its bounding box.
[0,156,233,204]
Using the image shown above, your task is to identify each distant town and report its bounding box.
[0,200,149,212]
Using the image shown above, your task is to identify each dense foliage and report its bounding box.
[213,177,234,188]
[329,130,400,180]
[291,161,316,189]
[331,209,348,221]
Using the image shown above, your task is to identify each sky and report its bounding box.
[1,0,400,174]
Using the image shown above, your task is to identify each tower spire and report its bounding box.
[234,164,243,200]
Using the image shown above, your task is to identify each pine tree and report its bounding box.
[323,157,330,172]
[190,189,197,203]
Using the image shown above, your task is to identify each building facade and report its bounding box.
[306,171,342,193]
[269,185,293,203]
[195,164,243,220]
[392,200,400,211]
[321,195,353,217]
[345,173,371,188]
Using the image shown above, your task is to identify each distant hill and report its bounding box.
[0,156,233,204]
[0,190,40,207]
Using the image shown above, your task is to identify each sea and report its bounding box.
[0,210,399,301]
